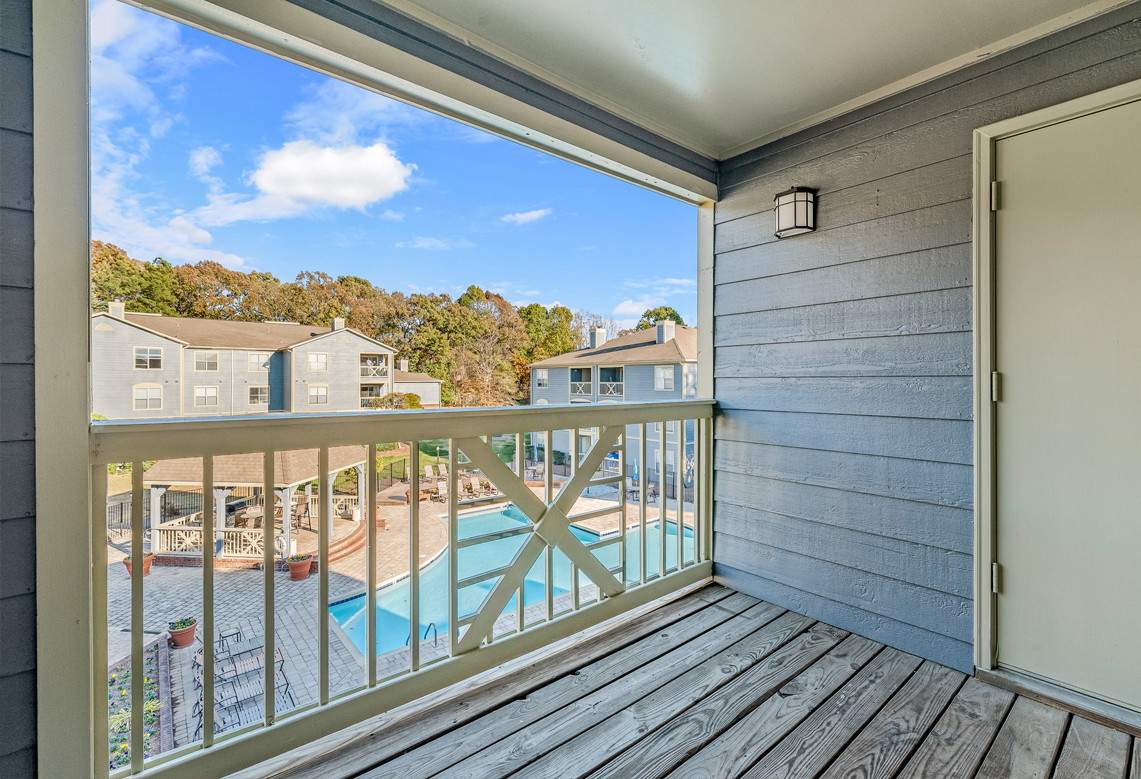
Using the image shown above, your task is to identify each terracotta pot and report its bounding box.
[123,553,155,577]
[168,622,196,648]
[288,555,313,581]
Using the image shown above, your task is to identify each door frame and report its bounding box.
[972,76,1141,673]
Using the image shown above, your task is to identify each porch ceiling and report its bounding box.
[388,0,1120,158]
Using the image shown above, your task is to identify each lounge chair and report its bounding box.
[464,477,482,498]
[424,464,436,479]
[435,480,447,502]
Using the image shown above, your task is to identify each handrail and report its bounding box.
[93,399,714,776]
[89,398,714,463]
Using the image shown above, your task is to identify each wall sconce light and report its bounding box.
[773,186,816,239]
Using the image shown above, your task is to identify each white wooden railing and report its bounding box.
[90,399,713,777]
[599,381,624,398]
[570,381,592,397]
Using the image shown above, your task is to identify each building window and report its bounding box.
[308,352,328,372]
[682,364,698,398]
[249,386,269,405]
[360,384,385,408]
[360,353,388,378]
[535,368,549,388]
[134,347,162,370]
[132,385,162,410]
[308,385,328,405]
[654,365,675,391]
[194,351,219,372]
[194,385,219,407]
[247,351,271,371]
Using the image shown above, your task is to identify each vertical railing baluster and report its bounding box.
[318,447,330,704]
[618,429,627,586]
[658,421,667,579]
[704,416,714,562]
[544,430,554,622]
[515,431,525,632]
[202,456,215,745]
[92,465,109,774]
[639,423,647,585]
[409,442,421,671]
[366,443,377,687]
[676,422,684,572]
[130,461,144,772]
[447,440,458,653]
[263,451,276,724]
[570,428,579,610]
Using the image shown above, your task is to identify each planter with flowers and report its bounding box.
[287,553,312,581]
[167,616,197,648]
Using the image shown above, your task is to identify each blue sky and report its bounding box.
[89,0,696,329]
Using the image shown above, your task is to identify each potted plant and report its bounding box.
[168,616,197,648]
[123,552,156,577]
[287,552,312,581]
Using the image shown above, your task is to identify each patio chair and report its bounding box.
[435,480,447,501]
[424,464,436,479]
[463,477,479,498]
[478,476,496,495]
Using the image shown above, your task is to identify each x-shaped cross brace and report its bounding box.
[452,426,626,653]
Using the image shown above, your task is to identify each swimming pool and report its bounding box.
[328,504,694,655]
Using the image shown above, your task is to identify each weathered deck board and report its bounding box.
[579,622,847,779]
[518,612,820,779]
[261,584,1140,779]
[1052,715,1133,779]
[819,660,964,778]
[896,677,1016,778]
[740,647,923,777]
[359,592,762,779]
[427,601,786,778]
[276,586,736,779]
[661,634,881,779]
[975,696,1069,779]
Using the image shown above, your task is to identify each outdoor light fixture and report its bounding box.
[773,186,816,239]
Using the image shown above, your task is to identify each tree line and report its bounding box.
[91,241,684,407]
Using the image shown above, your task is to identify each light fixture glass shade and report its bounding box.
[773,187,816,238]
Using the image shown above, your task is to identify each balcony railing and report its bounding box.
[570,381,592,397]
[90,399,713,777]
[360,364,389,378]
[599,381,624,398]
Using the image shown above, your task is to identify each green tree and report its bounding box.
[635,306,685,330]
[91,241,179,315]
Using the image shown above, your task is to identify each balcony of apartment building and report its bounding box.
[11,2,1141,778]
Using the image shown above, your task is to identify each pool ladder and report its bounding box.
[405,621,439,648]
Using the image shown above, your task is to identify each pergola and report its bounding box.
[143,446,368,554]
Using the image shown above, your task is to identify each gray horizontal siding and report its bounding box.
[711,3,1141,674]
[0,0,34,770]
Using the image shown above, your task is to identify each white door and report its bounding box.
[994,96,1141,711]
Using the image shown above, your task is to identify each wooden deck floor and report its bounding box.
[265,585,1141,779]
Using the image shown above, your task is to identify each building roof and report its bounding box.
[114,312,394,352]
[530,325,697,368]
[394,370,442,384]
[143,446,368,488]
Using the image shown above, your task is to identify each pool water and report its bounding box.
[328,504,694,655]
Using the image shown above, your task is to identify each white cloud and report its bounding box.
[395,237,473,251]
[501,208,552,225]
[380,209,405,222]
[189,145,222,178]
[623,276,696,297]
[252,141,413,208]
[285,80,424,145]
[612,295,666,321]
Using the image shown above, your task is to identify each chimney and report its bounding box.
[108,301,126,319]
[655,320,676,344]
[589,326,607,348]
[332,316,346,331]
[399,358,410,373]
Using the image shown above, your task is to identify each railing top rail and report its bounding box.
[90,398,715,463]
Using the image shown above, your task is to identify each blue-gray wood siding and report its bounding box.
[0,0,35,772]
[530,363,692,404]
[290,330,393,412]
[711,2,1141,674]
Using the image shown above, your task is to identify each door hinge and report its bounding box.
[991,562,1002,594]
[990,180,1002,211]
[991,371,1002,402]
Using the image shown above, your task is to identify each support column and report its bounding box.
[353,463,366,522]
[147,485,168,532]
[326,471,336,542]
[212,487,229,557]
[275,486,296,556]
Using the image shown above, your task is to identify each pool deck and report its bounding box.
[233,584,1141,779]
